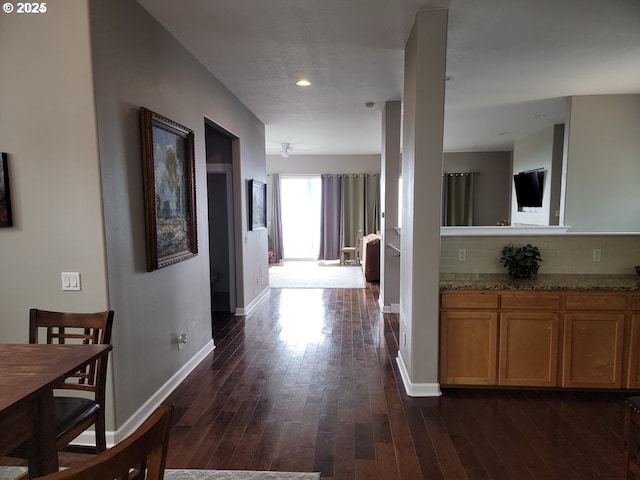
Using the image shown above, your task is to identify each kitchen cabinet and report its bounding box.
[439,292,498,385]
[440,310,498,385]
[561,312,624,388]
[498,293,561,386]
[499,311,560,386]
[562,294,626,388]
[626,295,640,388]
[440,289,637,389]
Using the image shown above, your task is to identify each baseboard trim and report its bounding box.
[72,339,215,447]
[378,298,388,312]
[235,287,270,316]
[378,298,400,314]
[396,353,441,397]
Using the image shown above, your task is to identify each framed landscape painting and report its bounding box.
[140,107,197,271]
[249,179,267,230]
[0,152,13,228]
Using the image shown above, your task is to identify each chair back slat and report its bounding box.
[30,309,114,392]
[36,405,174,480]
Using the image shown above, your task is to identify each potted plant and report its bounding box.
[500,243,543,278]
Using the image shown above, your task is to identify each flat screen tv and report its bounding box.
[514,170,544,208]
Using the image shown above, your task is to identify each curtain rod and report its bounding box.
[269,173,375,177]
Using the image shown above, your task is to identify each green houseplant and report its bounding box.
[500,243,543,278]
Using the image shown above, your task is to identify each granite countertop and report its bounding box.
[440,273,640,291]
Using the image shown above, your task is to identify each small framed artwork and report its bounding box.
[0,152,13,228]
[140,107,198,271]
[249,179,267,230]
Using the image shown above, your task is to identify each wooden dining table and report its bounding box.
[0,343,112,478]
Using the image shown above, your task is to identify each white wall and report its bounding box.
[89,0,267,428]
[0,0,268,435]
[442,234,640,275]
[0,5,109,337]
[399,8,447,393]
[267,154,380,175]
[443,151,511,226]
[562,94,640,232]
[0,0,112,425]
[380,102,402,311]
[511,125,563,226]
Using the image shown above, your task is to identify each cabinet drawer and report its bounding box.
[441,292,498,310]
[633,295,640,311]
[501,294,561,310]
[565,294,627,311]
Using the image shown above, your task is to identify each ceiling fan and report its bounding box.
[280,143,292,158]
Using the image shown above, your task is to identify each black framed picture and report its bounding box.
[140,107,198,271]
[0,152,13,228]
[249,179,266,230]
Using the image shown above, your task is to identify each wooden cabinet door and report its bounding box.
[499,312,560,387]
[627,314,640,388]
[440,311,498,385]
[562,312,625,388]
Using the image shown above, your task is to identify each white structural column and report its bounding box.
[397,7,448,396]
[379,101,402,313]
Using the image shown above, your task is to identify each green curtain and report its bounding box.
[442,172,475,226]
[341,174,366,247]
[367,174,381,234]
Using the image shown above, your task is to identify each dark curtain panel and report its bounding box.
[442,172,475,226]
[268,174,285,261]
[368,174,381,234]
[342,174,367,247]
[318,175,342,260]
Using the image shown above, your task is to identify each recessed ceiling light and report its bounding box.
[498,131,509,136]
[534,114,547,119]
[296,79,311,87]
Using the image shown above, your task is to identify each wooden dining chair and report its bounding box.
[626,396,640,479]
[29,308,115,453]
[35,404,174,480]
[340,229,363,265]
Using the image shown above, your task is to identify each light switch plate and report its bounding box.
[61,272,81,291]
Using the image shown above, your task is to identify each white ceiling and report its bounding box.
[136,0,640,155]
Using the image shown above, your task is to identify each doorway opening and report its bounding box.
[205,120,237,324]
[279,175,321,260]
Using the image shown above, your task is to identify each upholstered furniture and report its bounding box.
[361,234,381,282]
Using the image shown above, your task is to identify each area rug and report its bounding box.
[0,467,320,480]
[165,470,320,480]
[269,261,365,289]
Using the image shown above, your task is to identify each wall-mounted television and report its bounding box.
[514,170,544,208]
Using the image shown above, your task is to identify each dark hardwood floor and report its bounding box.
[1,283,631,479]
[163,284,630,479]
